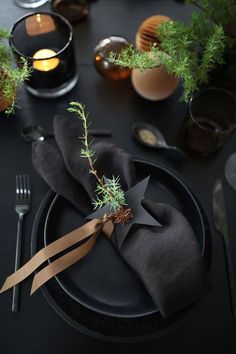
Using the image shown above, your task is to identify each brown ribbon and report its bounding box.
[0,218,114,295]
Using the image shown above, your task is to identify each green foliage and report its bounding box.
[109,45,161,71]
[158,18,226,101]
[187,0,236,38]
[109,0,235,102]
[198,25,225,83]
[0,28,31,114]
[68,102,126,211]
[68,101,95,164]
[93,176,126,211]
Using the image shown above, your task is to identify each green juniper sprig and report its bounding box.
[108,0,233,102]
[187,0,236,39]
[93,176,126,211]
[158,18,226,102]
[109,45,162,71]
[0,28,31,114]
[68,102,127,213]
[1,58,31,114]
[198,25,225,83]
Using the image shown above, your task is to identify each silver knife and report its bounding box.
[213,178,236,319]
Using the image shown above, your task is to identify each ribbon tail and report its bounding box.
[31,232,100,294]
[0,219,103,294]
[102,220,114,239]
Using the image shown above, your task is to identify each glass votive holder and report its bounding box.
[14,0,48,8]
[93,36,131,80]
[10,12,79,98]
[182,87,236,157]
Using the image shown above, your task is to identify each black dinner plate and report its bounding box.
[30,194,195,342]
[43,159,210,319]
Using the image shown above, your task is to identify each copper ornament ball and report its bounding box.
[93,36,131,80]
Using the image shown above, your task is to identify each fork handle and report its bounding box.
[12,215,23,312]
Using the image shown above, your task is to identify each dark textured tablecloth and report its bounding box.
[1,0,236,353]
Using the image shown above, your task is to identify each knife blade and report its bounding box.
[213,178,236,319]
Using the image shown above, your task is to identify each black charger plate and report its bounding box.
[42,159,210,318]
[31,159,211,341]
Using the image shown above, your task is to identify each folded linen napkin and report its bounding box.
[32,138,92,216]
[32,114,208,318]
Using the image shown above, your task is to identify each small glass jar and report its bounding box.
[182,87,236,157]
[51,0,89,23]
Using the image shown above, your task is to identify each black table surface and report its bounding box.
[1,1,236,353]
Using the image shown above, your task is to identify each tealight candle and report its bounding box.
[33,49,60,71]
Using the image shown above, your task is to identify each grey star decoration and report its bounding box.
[87,176,161,248]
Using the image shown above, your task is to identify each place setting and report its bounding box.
[0,0,236,351]
[1,104,211,341]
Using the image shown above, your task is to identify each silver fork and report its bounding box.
[12,175,31,312]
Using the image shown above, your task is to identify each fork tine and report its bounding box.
[16,175,31,200]
[19,175,23,199]
[23,175,27,199]
[16,175,19,199]
[26,175,31,199]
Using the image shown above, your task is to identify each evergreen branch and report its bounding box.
[68,102,126,211]
[108,0,232,102]
[186,0,219,25]
[109,45,162,71]
[68,102,101,183]
[92,176,126,210]
[198,25,225,83]
[0,29,31,115]
[187,0,236,44]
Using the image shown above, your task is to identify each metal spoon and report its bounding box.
[21,125,112,143]
[132,122,186,164]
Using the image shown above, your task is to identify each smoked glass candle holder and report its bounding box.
[14,0,48,8]
[10,12,78,98]
[93,36,131,80]
[182,87,236,157]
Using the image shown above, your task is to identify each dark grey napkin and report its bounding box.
[32,138,92,215]
[120,199,208,317]
[32,114,208,318]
